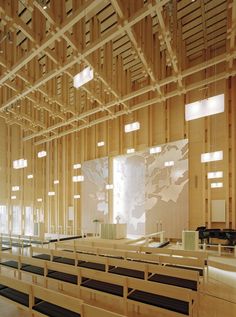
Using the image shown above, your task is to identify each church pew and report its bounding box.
[57,239,206,258]
[0,273,33,311]
[37,243,206,274]
[126,278,195,316]
[31,246,80,265]
[30,247,201,289]
[1,250,200,293]
[0,254,52,285]
[79,267,196,316]
[0,274,125,317]
[55,240,207,261]
[0,252,21,270]
[158,255,204,276]
[0,252,198,316]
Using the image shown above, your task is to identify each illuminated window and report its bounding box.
[201,151,223,163]
[38,151,47,158]
[164,161,174,167]
[207,171,223,179]
[211,182,223,188]
[0,205,8,234]
[97,141,105,147]
[24,206,34,235]
[127,148,135,154]
[73,163,81,169]
[12,186,20,192]
[73,67,94,89]
[150,146,162,154]
[13,159,27,169]
[185,94,224,121]
[12,205,21,234]
[72,175,84,182]
[124,122,140,133]
[48,191,55,196]
[74,194,80,199]
[27,174,33,179]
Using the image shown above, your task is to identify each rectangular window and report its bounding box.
[12,206,21,234]
[0,205,8,234]
[24,206,34,235]
[185,94,224,121]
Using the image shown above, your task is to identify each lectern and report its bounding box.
[101,223,127,239]
[182,230,198,251]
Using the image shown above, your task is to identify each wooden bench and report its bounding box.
[55,239,207,256]
[0,251,198,316]
[30,246,201,289]
[40,243,206,275]
[0,274,125,317]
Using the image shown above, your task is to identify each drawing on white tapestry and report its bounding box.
[113,139,188,238]
[113,155,146,235]
[145,139,188,238]
[81,157,108,233]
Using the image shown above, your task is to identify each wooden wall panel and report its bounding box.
[169,96,185,141]
[0,77,235,235]
[0,119,7,201]
[108,117,120,155]
[150,103,166,146]
[188,118,205,228]
[137,107,149,150]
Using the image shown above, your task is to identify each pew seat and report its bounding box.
[108,267,145,279]
[148,274,197,291]
[33,254,60,261]
[1,260,19,269]
[78,262,106,271]
[0,286,30,306]
[127,289,189,315]
[165,264,204,276]
[53,257,77,266]
[82,279,123,297]
[33,301,81,317]
[21,265,53,276]
[47,271,78,284]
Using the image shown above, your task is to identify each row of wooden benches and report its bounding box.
[30,245,204,279]
[56,238,207,257]
[0,274,124,317]
[53,241,206,274]
[0,246,200,316]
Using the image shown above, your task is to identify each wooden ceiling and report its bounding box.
[0,0,235,145]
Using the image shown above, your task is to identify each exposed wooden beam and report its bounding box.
[34,67,236,145]
[24,50,236,142]
[0,0,105,85]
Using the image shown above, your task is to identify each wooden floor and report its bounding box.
[0,247,236,317]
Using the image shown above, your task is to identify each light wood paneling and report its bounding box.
[0,0,235,234]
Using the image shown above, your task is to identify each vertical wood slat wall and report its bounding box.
[0,75,235,235]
